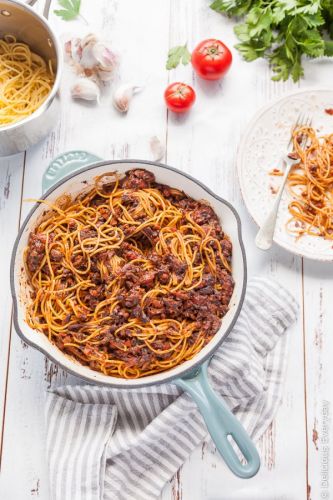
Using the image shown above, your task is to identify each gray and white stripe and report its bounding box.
[44,277,298,500]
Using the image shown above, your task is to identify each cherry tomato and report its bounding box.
[164,82,196,113]
[191,39,232,80]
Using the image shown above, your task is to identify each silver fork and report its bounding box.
[255,112,312,250]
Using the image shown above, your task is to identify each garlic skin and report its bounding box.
[71,78,100,102]
[112,84,142,113]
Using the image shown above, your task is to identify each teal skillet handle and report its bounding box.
[175,359,260,479]
[42,150,102,192]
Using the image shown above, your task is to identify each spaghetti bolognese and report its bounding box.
[25,169,234,378]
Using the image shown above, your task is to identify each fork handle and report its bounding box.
[255,161,292,250]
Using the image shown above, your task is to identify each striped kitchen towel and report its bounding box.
[45,277,298,500]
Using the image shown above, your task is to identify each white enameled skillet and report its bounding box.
[11,153,260,478]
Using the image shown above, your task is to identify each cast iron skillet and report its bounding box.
[10,152,260,478]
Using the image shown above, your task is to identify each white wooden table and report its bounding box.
[0,1,332,498]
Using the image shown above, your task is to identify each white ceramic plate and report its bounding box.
[237,88,333,261]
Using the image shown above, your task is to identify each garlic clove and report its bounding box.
[112,84,143,113]
[93,42,117,69]
[71,78,100,102]
[96,67,115,82]
[150,136,165,162]
[64,40,71,56]
[65,37,82,64]
[78,33,100,69]
[80,44,98,69]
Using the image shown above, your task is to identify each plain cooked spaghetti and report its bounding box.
[286,126,333,239]
[25,169,234,378]
[0,35,54,126]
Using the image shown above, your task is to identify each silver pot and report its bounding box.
[0,0,62,156]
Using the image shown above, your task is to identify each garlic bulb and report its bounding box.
[65,34,117,82]
[71,78,100,102]
[112,84,142,113]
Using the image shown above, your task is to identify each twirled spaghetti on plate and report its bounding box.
[287,126,333,239]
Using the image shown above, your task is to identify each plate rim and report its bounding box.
[236,86,333,262]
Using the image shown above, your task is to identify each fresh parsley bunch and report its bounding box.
[210,0,333,82]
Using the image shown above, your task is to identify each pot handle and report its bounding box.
[42,150,102,192]
[24,0,55,21]
[175,359,260,479]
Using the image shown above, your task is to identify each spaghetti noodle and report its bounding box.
[286,126,333,239]
[0,35,54,126]
[25,169,234,378]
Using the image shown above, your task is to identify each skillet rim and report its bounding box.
[10,158,247,388]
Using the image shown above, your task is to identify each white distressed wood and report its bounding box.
[0,1,332,499]
[0,153,24,460]
[303,260,333,500]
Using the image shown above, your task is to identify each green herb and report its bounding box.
[54,0,81,21]
[166,44,191,70]
[210,0,333,82]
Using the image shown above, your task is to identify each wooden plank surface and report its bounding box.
[0,1,332,499]
[0,153,25,462]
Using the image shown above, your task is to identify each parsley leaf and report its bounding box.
[210,0,252,17]
[54,0,81,21]
[166,44,191,70]
[210,0,333,82]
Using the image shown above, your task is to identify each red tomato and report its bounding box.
[164,82,196,113]
[191,39,232,80]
